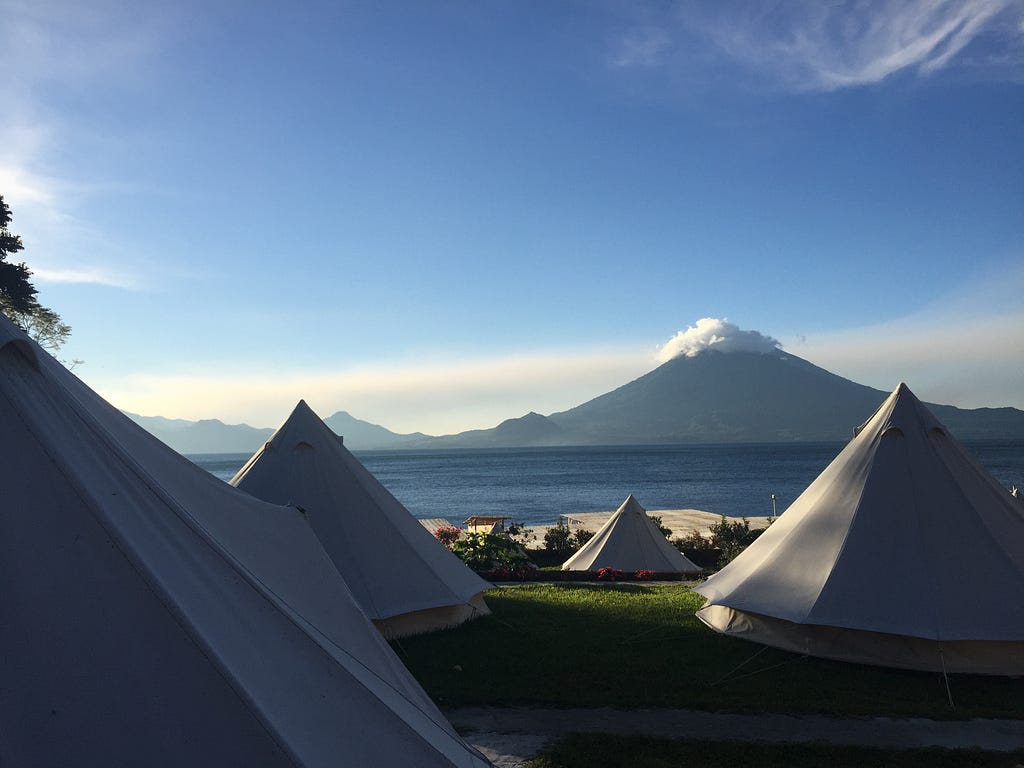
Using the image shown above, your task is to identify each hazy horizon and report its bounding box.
[123,321,1024,436]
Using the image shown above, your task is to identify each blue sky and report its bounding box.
[3,1,1022,434]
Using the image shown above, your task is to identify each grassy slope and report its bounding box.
[393,585,1024,720]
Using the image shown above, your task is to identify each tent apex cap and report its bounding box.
[289,400,321,419]
[617,495,647,515]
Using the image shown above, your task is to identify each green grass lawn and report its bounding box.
[524,734,1024,768]
[392,584,1024,720]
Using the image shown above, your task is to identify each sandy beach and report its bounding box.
[420,508,774,542]
[518,508,773,544]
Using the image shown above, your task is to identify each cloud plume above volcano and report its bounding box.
[657,318,781,363]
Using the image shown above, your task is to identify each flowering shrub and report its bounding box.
[434,524,462,551]
[596,566,623,581]
[452,532,532,572]
[634,569,655,581]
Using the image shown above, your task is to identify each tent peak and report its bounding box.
[883,382,945,433]
[853,382,944,438]
[618,494,646,515]
[290,399,317,417]
[281,399,344,444]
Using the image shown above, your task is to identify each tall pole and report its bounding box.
[771,493,776,521]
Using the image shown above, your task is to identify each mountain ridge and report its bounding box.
[126,348,1024,454]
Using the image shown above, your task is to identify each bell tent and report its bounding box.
[231,400,491,638]
[561,495,702,573]
[695,383,1024,675]
[0,314,490,767]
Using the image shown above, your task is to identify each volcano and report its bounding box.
[543,348,1024,444]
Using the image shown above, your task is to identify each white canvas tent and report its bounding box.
[231,400,491,638]
[561,495,702,573]
[0,315,490,767]
[695,383,1024,675]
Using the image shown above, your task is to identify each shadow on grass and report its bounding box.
[525,733,1024,768]
[392,585,1024,720]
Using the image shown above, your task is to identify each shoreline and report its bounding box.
[420,509,774,540]
[520,508,773,543]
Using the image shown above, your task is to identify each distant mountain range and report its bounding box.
[126,348,1024,454]
[124,409,428,454]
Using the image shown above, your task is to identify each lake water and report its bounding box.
[190,439,1024,528]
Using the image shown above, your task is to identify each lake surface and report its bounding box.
[190,440,1024,528]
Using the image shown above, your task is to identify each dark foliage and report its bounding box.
[0,195,71,353]
[675,515,770,568]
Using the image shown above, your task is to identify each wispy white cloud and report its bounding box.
[31,267,139,289]
[89,348,655,435]
[0,0,175,288]
[0,0,172,89]
[610,27,672,69]
[0,158,150,289]
[620,0,1024,90]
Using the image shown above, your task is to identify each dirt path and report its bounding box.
[447,706,1024,767]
